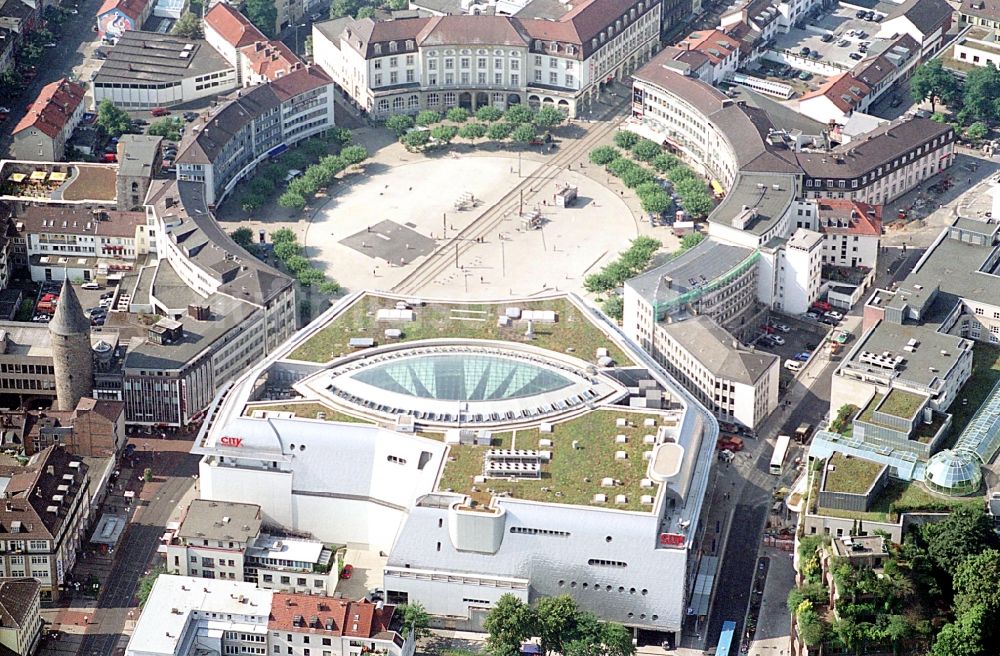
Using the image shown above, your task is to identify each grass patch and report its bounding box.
[437,410,662,511]
[856,393,884,426]
[822,453,883,495]
[879,388,924,419]
[941,343,1000,449]
[288,294,632,366]
[243,401,373,425]
[816,479,978,523]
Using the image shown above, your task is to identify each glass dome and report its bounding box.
[349,354,573,401]
[924,449,983,497]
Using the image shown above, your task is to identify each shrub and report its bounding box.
[446,107,470,123]
[415,110,442,126]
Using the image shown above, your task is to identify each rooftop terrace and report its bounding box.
[437,409,669,512]
[823,452,884,495]
[880,388,925,419]
[287,294,632,366]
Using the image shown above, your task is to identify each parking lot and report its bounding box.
[772,5,884,71]
[746,313,838,388]
[31,280,118,327]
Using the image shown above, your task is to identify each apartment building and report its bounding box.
[175,64,335,206]
[0,578,41,656]
[794,199,882,268]
[0,447,90,602]
[312,0,662,118]
[125,576,414,656]
[26,399,126,457]
[204,3,303,87]
[876,0,952,58]
[11,79,86,162]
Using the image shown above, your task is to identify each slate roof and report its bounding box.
[884,0,953,35]
[799,72,871,113]
[417,15,528,46]
[961,0,1000,22]
[0,578,40,630]
[49,278,90,337]
[661,315,777,384]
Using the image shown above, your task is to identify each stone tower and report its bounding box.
[49,278,94,411]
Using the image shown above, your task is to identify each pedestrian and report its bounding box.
[480,276,484,283]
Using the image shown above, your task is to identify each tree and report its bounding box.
[317,279,341,295]
[402,129,431,150]
[652,152,680,173]
[285,255,310,274]
[458,122,487,142]
[922,506,999,574]
[486,121,513,141]
[484,594,535,656]
[171,12,203,38]
[415,109,441,126]
[511,123,537,143]
[600,622,635,656]
[476,105,504,122]
[387,0,408,9]
[297,267,325,287]
[930,604,987,656]
[589,146,620,166]
[680,232,705,251]
[679,191,713,218]
[631,138,661,162]
[446,107,470,123]
[536,596,581,655]
[319,155,346,175]
[385,114,415,137]
[954,549,1000,616]
[278,191,306,211]
[961,64,1000,123]
[275,240,303,262]
[966,121,989,142]
[910,59,958,114]
[639,191,670,215]
[613,131,639,149]
[602,295,624,321]
[619,166,654,189]
[271,228,297,244]
[96,99,131,139]
[534,105,565,131]
[240,192,265,214]
[230,227,256,251]
[504,104,534,125]
[431,124,458,144]
[397,602,431,639]
[243,0,276,37]
[0,68,22,97]
[356,5,374,18]
[148,118,184,141]
[667,166,698,185]
[143,467,153,482]
[136,566,165,607]
[340,145,368,165]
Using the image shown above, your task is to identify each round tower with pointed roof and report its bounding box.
[49,278,94,411]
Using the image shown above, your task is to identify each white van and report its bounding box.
[784,359,803,373]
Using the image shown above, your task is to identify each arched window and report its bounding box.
[389,41,398,52]
[374,44,382,55]
[377,99,389,112]
[406,40,414,50]
[393,96,405,110]
[408,95,419,108]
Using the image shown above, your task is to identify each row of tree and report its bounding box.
[484,594,634,656]
[267,228,340,294]
[911,59,1000,130]
[583,236,661,294]
[387,105,565,150]
[277,144,368,211]
[330,0,408,21]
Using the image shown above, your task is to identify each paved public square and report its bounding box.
[302,150,642,299]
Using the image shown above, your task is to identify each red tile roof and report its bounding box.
[240,40,303,81]
[799,72,871,114]
[13,78,86,139]
[96,0,149,20]
[268,64,332,100]
[206,2,265,48]
[268,594,395,638]
[816,199,882,236]
[678,29,741,65]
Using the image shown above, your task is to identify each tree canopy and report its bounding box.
[243,0,276,37]
[386,114,415,137]
[96,100,131,139]
[476,105,504,122]
[589,146,620,166]
[909,59,958,113]
[613,131,639,149]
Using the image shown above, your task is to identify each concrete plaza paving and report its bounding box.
[302,150,641,299]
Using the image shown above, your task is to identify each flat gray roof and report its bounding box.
[626,237,754,306]
[904,220,1000,310]
[178,499,261,542]
[842,319,970,389]
[118,135,162,178]
[661,315,778,384]
[94,31,232,85]
[708,172,797,236]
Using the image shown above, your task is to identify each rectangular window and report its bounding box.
[495,72,503,84]
[549,72,558,85]
[477,57,486,68]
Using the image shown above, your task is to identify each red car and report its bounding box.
[340,564,353,580]
[151,107,169,117]
[102,153,117,163]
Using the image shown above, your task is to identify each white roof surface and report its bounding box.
[249,534,324,564]
[126,575,272,656]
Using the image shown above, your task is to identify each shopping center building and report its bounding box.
[192,292,718,642]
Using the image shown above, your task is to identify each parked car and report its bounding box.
[785,359,803,372]
[798,71,812,81]
[821,33,834,42]
[824,310,844,320]
[775,323,790,333]
[805,311,820,320]
[340,564,353,580]
[855,9,866,18]
[811,300,832,312]
[151,107,169,117]
[81,282,102,290]
[100,291,114,299]
[101,153,117,162]
[850,52,863,61]
[772,335,786,346]
[794,352,811,361]
[183,111,198,122]
[799,47,810,56]
[837,39,850,47]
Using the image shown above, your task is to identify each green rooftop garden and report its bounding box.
[942,343,1000,450]
[879,388,925,419]
[437,410,662,511]
[822,452,884,495]
[813,473,978,523]
[856,393,884,426]
[243,401,373,425]
[288,294,633,366]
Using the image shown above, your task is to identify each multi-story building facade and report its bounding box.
[0,578,41,656]
[125,576,414,656]
[175,64,335,206]
[11,79,86,163]
[204,3,303,88]
[312,0,663,118]
[793,199,882,269]
[0,446,90,602]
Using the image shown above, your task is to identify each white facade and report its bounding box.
[779,228,823,315]
[93,68,238,110]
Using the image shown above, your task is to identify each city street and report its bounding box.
[40,440,199,656]
[0,0,105,155]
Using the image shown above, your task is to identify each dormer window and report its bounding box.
[600,31,606,42]
[389,41,398,52]
[638,1,644,10]
[549,41,558,52]
[374,43,382,55]
[566,44,574,55]
[630,8,636,19]
[406,40,414,50]
[534,39,542,50]
[592,38,598,48]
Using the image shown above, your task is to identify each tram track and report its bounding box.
[392,99,629,295]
